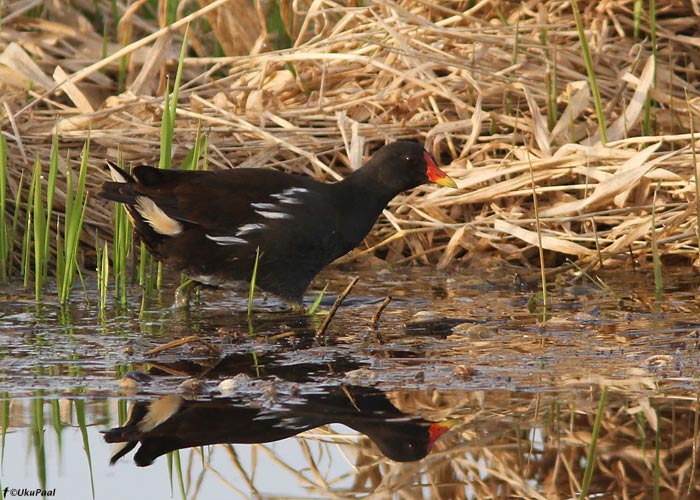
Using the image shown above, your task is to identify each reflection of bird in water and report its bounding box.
[103,386,456,466]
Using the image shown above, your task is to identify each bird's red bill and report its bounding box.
[424,151,457,188]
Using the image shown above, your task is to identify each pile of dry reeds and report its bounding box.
[2,0,700,271]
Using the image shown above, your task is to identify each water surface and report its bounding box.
[2,265,700,499]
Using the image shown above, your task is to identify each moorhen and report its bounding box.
[104,386,456,465]
[99,141,456,305]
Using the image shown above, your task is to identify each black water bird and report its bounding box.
[99,142,456,306]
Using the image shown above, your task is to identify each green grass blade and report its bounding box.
[31,157,45,300]
[44,132,60,282]
[158,26,189,171]
[159,79,172,169]
[113,204,132,306]
[643,0,657,137]
[248,246,261,321]
[59,136,90,303]
[579,387,608,498]
[1,393,9,463]
[0,134,8,282]
[651,182,663,298]
[74,399,96,499]
[11,172,24,280]
[307,283,328,315]
[571,0,607,144]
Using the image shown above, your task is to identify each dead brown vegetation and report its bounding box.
[1,0,700,272]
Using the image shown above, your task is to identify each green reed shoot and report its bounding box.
[30,395,47,491]
[571,0,607,144]
[21,173,31,288]
[0,134,8,282]
[654,407,661,500]
[30,157,46,300]
[74,399,96,499]
[539,26,558,130]
[112,186,133,307]
[687,93,700,263]
[159,25,189,170]
[633,0,643,42]
[97,239,109,311]
[174,450,186,500]
[10,172,23,279]
[579,386,608,499]
[180,120,207,171]
[49,398,63,453]
[248,247,261,321]
[527,148,548,322]
[28,133,61,300]
[57,136,90,304]
[307,283,328,315]
[117,6,128,93]
[1,392,9,462]
[104,154,131,302]
[167,450,187,500]
[651,182,663,297]
[643,0,657,137]
[160,80,173,169]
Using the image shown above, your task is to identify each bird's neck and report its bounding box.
[330,166,399,252]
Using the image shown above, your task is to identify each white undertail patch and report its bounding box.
[135,196,183,236]
[107,163,129,183]
[138,395,184,433]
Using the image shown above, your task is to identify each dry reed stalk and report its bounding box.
[0,0,699,275]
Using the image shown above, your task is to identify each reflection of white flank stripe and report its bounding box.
[135,196,183,236]
[255,210,293,220]
[206,234,247,245]
[236,223,266,236]
[251,202,277,210]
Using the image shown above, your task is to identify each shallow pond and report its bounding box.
[2,264,700,499]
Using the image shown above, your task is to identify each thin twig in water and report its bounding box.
[315,276,359,338]
[145,335,221,356]
[371,296,392,327]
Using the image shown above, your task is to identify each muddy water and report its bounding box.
[2,265,700,499]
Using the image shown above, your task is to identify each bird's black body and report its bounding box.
[99,142,455,304]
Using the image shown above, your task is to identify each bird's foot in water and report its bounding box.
[174,279,198,309]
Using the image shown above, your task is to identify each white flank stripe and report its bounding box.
[135,196,183,236]
[206,234,248,245]
[270,194,303,205]
[255,210,293,220]
[270,187,309,205]
[236,223,266,236]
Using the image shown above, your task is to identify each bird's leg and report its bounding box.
[290,302,306,314]
[174,278,197,309]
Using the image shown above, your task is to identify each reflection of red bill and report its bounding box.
[427,418,459,450]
